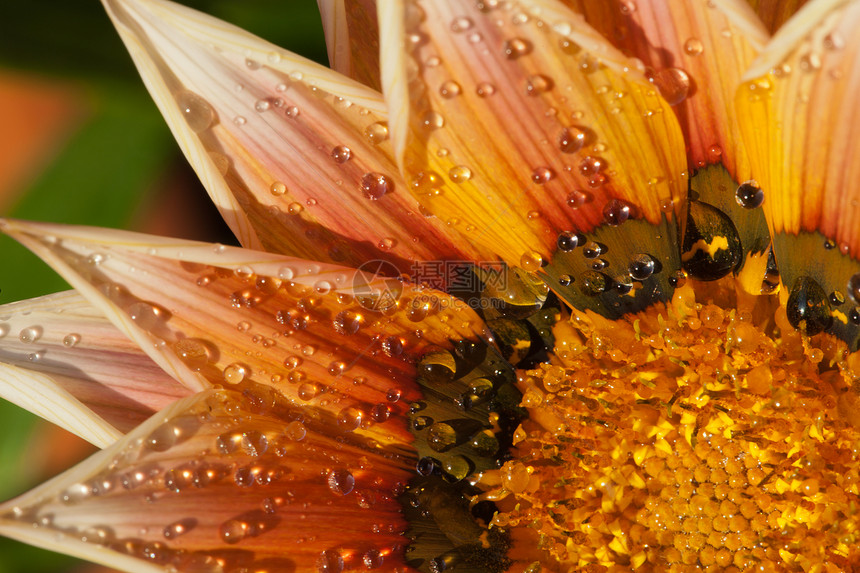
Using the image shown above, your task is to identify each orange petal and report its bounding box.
[748,0,811,33]
[567,0,769,181]
[0,291,191,438]
[104,0,489,267]
[0,219,492,446]
[738,0,860,255]
[317,0,382,90]
[379,0,688,268]
[0,389,414,572]
[736,0,860,343]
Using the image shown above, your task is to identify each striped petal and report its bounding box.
[0,219,492,445]
[104,0,489,268]
[0,389,414,572]
[0,291,191,441]
[748,0,811,32]
[737,0,860,345]
[567,0,769,180]
[379,0,687,315]
[317,0,382,90]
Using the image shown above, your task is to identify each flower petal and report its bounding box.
[737,0,860,343]
[379,0,687,271]
[317,0,382,90]
[567,0,768,180]
[0,388,414,572]
[748,0,811,33]
[0,364,120,449]
[0,219,492,445]
[0,291,191,436]
[103,0,489,267]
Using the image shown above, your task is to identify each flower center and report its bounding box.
[479,281,860,571]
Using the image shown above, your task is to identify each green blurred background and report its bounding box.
[0,1,327,571]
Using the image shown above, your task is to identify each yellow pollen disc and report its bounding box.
[478,281,860,572]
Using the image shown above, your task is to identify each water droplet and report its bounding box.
[364,122,389,143]
[439,81,462,98]
[176,90,215,133]
[531,167,555,184]
[614,275,633,294]
[278,266,296,280]
[448,165,472,183]
[579,156,603,176]
[327,469,355,495]
[602,199,632,226]
[317,549,345,573]
[427,422,457,452]
[288,202,303,214]
[223,363,248,385]
[520,250,543,272]
[333,310,362,335]
[786,276,832,335]
[668,269,688,288]
[735,180,764,208]
[254,99,270,112]
[525,74,553,95]
[283,105,299,119]
[558,274,572,286]
[682,201,742,281]
[684,38,704,56]
[173,338,210,370]
[450,16,473,32]
[163,518,196,539]
[62,333,81,347]
[315,280,333,294]
[848,272,860,304]
[270,181,287,196]
[284,420,306,441]
[219,519,248,544]
[298,383,319,401]
[337,407,363,431]
[581,271,609,295]
[476,82,496,97]
[360,172,393,200]
[628,254,656,280]
[650,67,691,106]
[503,38,532,59]
[559,126,586,153]
[233,115,247,126]
[421,110,445,130]
[557,231,579,252]
[583,241,605,259]
[19,326,42,344]
[619,0,637,13]
[566,190,590,208]
[331,145,351,163]
[831,290,845,305]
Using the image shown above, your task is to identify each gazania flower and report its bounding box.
[2,0,860,571]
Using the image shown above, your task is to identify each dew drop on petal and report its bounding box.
[19,326,42,343]
[284,420,306,441]
[476,82,496,97]
[684,38,704,56]
[559,126,586,153]
[525,74,553,95]
[450,16,473,32]
[650,67,691,106]
[360,172,393,200]
[520,250,544,272]
[531,167,555,184]
[503,38,532,59]
[176,90,215,133]
[557,231,579,252]
[327,469,355,495]
[603,199,632,226]
[223,363,248,385]
[333,310,362,335]
[735,180,764,209]
[60,333,80,348]
[848,272,860,304]
[317,549,345,573]
[254,99,270,112]
[439,81,462,98]
[448,165,472,183]
[628,254,656,280]
[270,181,287,196]
[364,122,389,144]
[331,145,351,163]
[421,110,445,130]
[218,519,248,544]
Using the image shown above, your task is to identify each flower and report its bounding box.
[1,0,860,572]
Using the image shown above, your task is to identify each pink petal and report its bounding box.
[0,291,191,438]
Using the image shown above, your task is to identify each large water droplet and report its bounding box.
[848,272,860,304]
[520,250,544,272]
[650,67,691,106]
[557,231,579,252]
[681,201,742,281]
[558,126,586,153]
[684,38,704,56]
[602,199,632,226]
[439,81,462,98]
[364,122,389,144]
[735,180,764,209]
[525,74,553,95]
[218,519,248,544]
[628,254,656,280]
[360,172,393,199]
[62,333,81,347]
[476,83,496,97]
[223,363,248,384]
[327,469,355,495]
[334,310,362,335]
[503,38,532,59]
[176,90,215,133]
[331,145,351,163]
[786,276,832,336]
[448,165,472,183]
[19,326,42,343]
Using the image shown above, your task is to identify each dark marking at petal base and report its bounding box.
[786,276,832,336]
[681,201,742,281]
